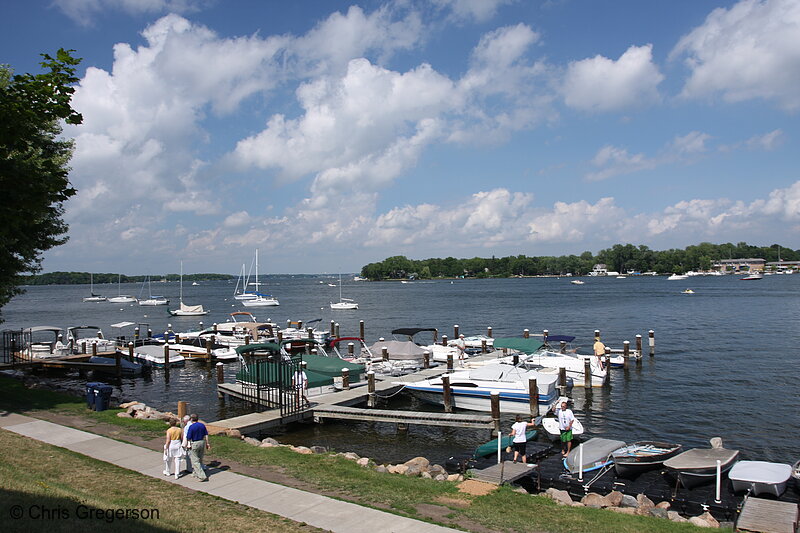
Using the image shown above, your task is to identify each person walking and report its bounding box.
[180,414,193,474]
[292,361,309,406]
[163,418,183,479]
[554,401,575,457]
[185,413,210,481]
[510,414,536,464]
[455,334,467,366]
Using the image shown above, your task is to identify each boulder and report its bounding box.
[428,464,447,476]
[649,508,669,519]
[262,437,280,446]
[310,445,327,454]
[119,401,140,409]
[356,458,370,467]
[581,493,610,508]
[609,507,637,515]
[404,456,430,470]
[655,501,671,510]
[291,446,313,455]
[225,429,242,438]
[688,512,720,528]
[116,412,131,418]
[260,441,277,448]
[421,472,432,479]
[605,491,623,507]
[390,465,409,475]
[636,494,654,510]
[405,464,423,477]
[571,502,585,507]
[545,488,573,506]
[126,403,146,414]
[668,511,688,523]
[374,465,388,474]
[434,474,448,481]
[620,494,639,508]
[243,437,262,447]
[342,452,360,461]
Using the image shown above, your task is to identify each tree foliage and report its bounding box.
[360,242,800,280]
[0,49,83,319]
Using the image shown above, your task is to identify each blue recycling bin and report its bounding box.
[93,383,113,411]
[85,382,101,409]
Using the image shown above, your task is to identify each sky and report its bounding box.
[2,0,799,275]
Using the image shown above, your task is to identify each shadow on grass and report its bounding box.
[0,376,84,412]
[0,488,174,533]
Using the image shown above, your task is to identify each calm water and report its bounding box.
[3,275,799,465]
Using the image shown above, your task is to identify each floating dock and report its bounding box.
[737,497,798,533]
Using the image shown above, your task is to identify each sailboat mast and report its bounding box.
[179,262,184,303]
[339,273,343,302]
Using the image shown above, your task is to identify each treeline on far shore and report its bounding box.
[360,242,799,280]
[20,272,234,286]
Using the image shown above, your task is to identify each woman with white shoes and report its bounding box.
[163,418,184,478]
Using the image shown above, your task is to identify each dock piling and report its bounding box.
[594,329,600,341]
[584,359,591,388]
[528,378,539,417]
[648,330,655,356]
[453,324,459,339]
[341,368,350,390]
[442,334,448,347]
[481,339,487,354]
[447,352,453,372]
[487,326,493,338]
[91,342,97,357]
[205,338,212,360]
[347,342,355,358]
[359,320,365,340]
[127,342,134,362]
[635,334,642,356]
[542,329,549,343]
[213,323,218,332]
[297,320,303,331]
[335,323,340,338]
[177,401,187,420]
[523,329,529,339]
[490,391,500,436]
[164,343,170,381]
[134,327,140,341]
[382,346,389,362]
[442,375,453,413]
[603,355,610,385]
[330,320,335,337]
[423,351,430,369]
[115,351,121,379]
[367,371,375,407]
[558,367,567,394]
[216,362,224,384]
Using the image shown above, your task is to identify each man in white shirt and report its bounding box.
[554,401,575,457]
[455,334,467,366]
[292,361,309,406]
[510,414,536,464]
[180,414,193,474]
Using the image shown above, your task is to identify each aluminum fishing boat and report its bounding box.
[564,438,626,474]
[662,439,739,489]
[728,460,792,497]
[611,441,683,478]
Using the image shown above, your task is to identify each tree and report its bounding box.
[0,49,82,320]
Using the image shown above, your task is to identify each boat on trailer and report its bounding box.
[728,460,793,497]
[611,441,683,478]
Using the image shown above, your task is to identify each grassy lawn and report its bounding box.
[0,376,720,533]
[0,429,321,533]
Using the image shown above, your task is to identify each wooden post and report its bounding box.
[359,320,365,340]
[559,340,567,354]
[341,368,350,390]
[523,328,529,339]
[559,367,567,389]
[584,358,592,388]
[487,326,493,338]
[115,350,121,379]
[297,320,303,331]
[177,401,188,420]
[447,352,453,372]
[147,328,153,339]
[175,333,181,344]
[442,374,453,413]
[604,355,611,385]
[163,344,170,381]
[453,324,459,339]
[648,330,655,356]
[594,329,600,341]
[423,351,430,369]
[367,371,375,408]
[244,334,250,345]
[134,327,140,340]
[382,346,389,361]
[307,327,313,340]
[205,338,212,360]
[330,320,335,337]
[91,342,97,357]
[347,342,354,358]
[216,362,224,384]
[542,329,549,343]
[512,353,519,366]
[442,334,448,347]
[335,323,340,338]
[481,339,487,354]
[623,340,630,361]
[635,334,642,356]
[490,391,501,436]
[127,342,134,362]
[528,377,539,417]
[213,323,218,332]
[277,330,283,343]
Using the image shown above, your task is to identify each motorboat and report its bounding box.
[108,274,137,303]
[280,318,329,344]
[493,337,607,387]
[82,273,107,302]
[681,289,695,294]
[541,416,585,440]
[474,430,537,458]
[391,327,466,363]
[328,337,374,362]
[400,363,564,416]
[68,326,116,354]
[169,262,209,316]
[611,441,683,478]
[87,356,143,376]
[570,280,584,285]
[662,438,739,488]
[330,274,358,309]
[740,272,763,280]
[667,274,689,280]
[131,344,186,368]
[728,460,792,497]
[564,438,626,474]
[21,326,70,359]
[367,339,431,375]
[137,276,169,306]
[541,334,627,369]
[241,249,279,307]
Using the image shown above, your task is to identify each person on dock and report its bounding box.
[185,413,210,481]
[510,414,536,464]
[181,414,193,474]
[554,401,575,457]
[593,338,606,370]
[455,334,467,366]
[163,418,184,479]
[292,361,309,406]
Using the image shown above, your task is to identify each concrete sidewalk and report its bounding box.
[0,411,459,533]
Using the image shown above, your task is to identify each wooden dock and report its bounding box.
[736,497,798,533]
[471,461,537,485]
[312,405,493,429]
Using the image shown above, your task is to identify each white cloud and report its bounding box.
[671,0,800,110]
[745,129,784,151]
[670,131,711,155]
[563,44,664,112]
[432,0,514,23]
[53,0,205,26]
[223,211,252,228]
[586,145,657,181]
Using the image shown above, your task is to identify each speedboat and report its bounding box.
[132,345,186,368]
[740,272,763,280]
[68,326,116,354]
[667,274,689,280]
[21,326,70,359]
[400,364,563,416]
[570,280,585,285]
[564,438,626,474]
[662,438,739,488]
[493,337,607,387]
[612,441,683,478]
[87,356,143,376]
[681,289,695,294]
[728,460,792,497]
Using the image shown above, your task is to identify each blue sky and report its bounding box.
[2,0,799,274]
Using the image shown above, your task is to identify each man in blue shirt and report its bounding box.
[185,413,210,481]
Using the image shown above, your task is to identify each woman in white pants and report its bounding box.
[163,418,184,478]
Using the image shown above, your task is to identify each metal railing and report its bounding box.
[237,355,305,417]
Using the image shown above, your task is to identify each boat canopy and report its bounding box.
[544,335,576,343]
[235,342,281,356]
[25,326,63,333]
[179,303,205,313]
[367,340,427,360]
[110,321,137,329]
[391,327,438,337]
[492,337,545,354]
[328,337,365,346]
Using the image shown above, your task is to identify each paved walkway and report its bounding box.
[0,411,458,533]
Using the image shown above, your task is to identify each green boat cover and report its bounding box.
[235,342,281,355]
[474,430,537,458]
[235,351,365,388]
[492,337,544,354]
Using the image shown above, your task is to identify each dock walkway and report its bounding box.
[737,497,798,533]
[471,461,537,485]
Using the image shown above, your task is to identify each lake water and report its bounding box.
[3,275,799,465]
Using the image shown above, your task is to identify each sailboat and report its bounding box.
[233,263,256,300]
[241,249,279,307]
[82,273,107,302]
[108,274,137,303]
[138,275,169,306]
[330,274,358,310]
[169,262,209,316]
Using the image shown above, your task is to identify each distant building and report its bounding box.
[766,260,800,271]
[590,263,608,276]
[712,258,765,272]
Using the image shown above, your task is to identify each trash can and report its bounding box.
[85,382,101,410]
[93,383,113,412]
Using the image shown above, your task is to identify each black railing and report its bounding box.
[237,355,305,417]
[1,329,24,365]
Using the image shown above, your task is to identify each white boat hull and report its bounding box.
[242,298,280,307]
[331,302,358,309]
